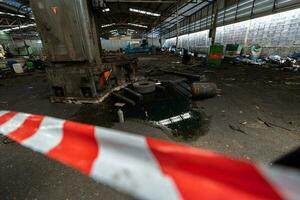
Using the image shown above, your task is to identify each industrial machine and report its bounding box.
[124,39,152,54]
[30,0,136,103]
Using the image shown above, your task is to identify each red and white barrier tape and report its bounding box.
[0,111,299,200]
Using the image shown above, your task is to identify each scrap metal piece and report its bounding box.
[111,92,136,106]
[160,69,201,80]
[167,81,192,98]
[156,85,166,91]
[123,87,143,101]
[191,82,217,98]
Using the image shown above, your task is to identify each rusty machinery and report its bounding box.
[30,0,136,103]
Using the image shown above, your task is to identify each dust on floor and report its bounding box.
[0,54,299,199]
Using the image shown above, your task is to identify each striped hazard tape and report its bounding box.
[0,111,299,200]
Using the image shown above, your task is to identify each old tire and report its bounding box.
[133,81,156,94]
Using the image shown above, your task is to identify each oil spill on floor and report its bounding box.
[72,83,210,141]
[71,104,116,128]
[122,83,210,141]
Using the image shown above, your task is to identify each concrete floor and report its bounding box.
[0,54,300,199]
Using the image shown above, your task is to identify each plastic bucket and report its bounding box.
[12,63,24,73]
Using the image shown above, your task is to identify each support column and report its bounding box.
[92,10,103,64]
[152,30,154,47]
[209,1,218,45]
[175,4,179,48]
[209,0,224,45]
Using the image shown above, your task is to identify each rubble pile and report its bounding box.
[264,54,300,72]
[234,53,300,72]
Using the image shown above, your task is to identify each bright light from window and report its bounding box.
[128,23,148,28]
[102,8,110,12]
[0,11,26,18]
[101,23,115,28]
[1,23,36,32]
[129,8,160,17]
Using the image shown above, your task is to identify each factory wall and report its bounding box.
[101,38,161,52]
[161,0,300,39]
[163,8,300,56]
[0,32,43,56]
[101,39,138,51]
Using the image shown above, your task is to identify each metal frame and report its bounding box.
[2,0,300,40]
[160,0,300,39]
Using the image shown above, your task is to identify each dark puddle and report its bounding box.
[72,82,210,141]
[71,104,116,128]
[117,83,210,141]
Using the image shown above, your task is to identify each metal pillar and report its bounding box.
[152,30,154,47]
[209,0,219,45]
[30,0,103,98]
[175,4,179,48]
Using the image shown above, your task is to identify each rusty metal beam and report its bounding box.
[105,0,177,3]
[158,0,211,29]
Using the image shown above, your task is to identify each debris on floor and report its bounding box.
[263,55,300,71]
[107,64,217,140]
[191,82,217,99]
[236,56,266,66]
[229,124,248,135]
[0,56,46,79]
[233,53,300,71]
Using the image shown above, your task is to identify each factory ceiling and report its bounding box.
[96,0,218,35]
[0,0,217,37]
[0,0,33,34]
[94,0,192,34]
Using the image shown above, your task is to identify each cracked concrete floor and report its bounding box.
[0,54,300,199]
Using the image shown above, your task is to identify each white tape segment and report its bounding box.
[0,111,299,200]
[21,117,64,153]
[91,127,181,200]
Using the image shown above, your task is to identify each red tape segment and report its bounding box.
[7,115,44,142]
[47,121,98,175]
[0,111,17,125]
[0,111,299,200]
[147,138,282,200]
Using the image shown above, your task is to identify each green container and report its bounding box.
[208,58,221,66]
[26,61,34,70]
[250,45,262,61]
[207,44,224,66]
[224,44,242,62]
